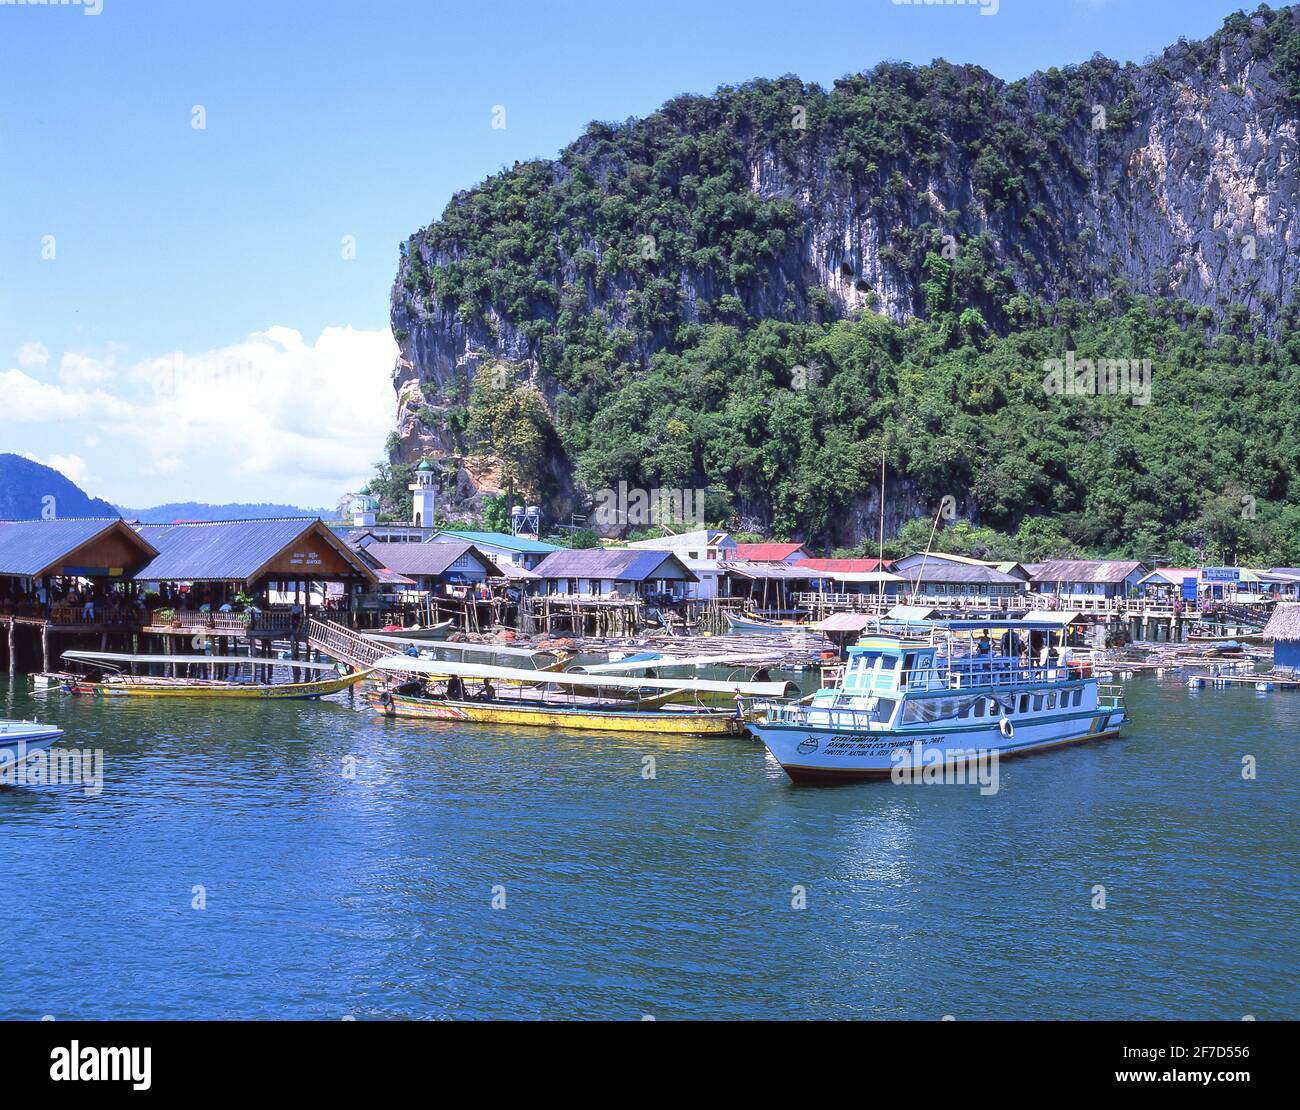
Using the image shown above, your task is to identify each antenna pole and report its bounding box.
[878,450,886,609]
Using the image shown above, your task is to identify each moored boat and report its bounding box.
[749,619,1127,783]
[725,612,807,633]
[0,719,64,768]
[363,620,456,641]
[372,655,794,735]
[60,651,372,700]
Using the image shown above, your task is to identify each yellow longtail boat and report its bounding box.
[371,656,796,736]
[60,651,372,701]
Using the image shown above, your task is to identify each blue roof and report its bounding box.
[531,548,696,582]
[434,529,565,555]
[133,518,367,582]
[0,518,154,576]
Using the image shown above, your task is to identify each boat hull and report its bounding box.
[0,723,64,767]
[751,708,1127,783]
[725,613,805,633]
[375,622,455,641]
[373,693,744,735]
[74,669,371,700]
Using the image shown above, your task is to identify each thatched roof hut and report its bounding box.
[1263,604,1300,670]
[1263,603,1300,641]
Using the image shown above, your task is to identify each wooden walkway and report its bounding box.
[306,618,388,670]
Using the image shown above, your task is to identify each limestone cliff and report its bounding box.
[388,7,1300,543]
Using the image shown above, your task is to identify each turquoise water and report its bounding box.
[1,671,1296,1020]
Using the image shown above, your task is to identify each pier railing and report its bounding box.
[306,618,387,670]
[793,591,1204,619]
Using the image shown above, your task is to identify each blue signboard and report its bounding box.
[1181,577,1199,601]
[1203,567,1240,583]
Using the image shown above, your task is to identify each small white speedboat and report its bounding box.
[0,719,64,767]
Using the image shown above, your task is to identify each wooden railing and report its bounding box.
[793,591,1207,618]
[306,618,387,670]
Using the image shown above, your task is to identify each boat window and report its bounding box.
[974,699,985,717]
[988,698,999,716]
[1047,692,1058,709]
[903,697,969,725]
[1033,695,1044,711]
[1019,694,1029,713]
[1073,689,1082,707]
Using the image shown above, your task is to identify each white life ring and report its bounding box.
[998,716,1014,738]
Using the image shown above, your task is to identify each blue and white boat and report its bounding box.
[749,620,1127,783]
[0,719,64,770]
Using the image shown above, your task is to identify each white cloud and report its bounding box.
[58,351,116,389]
[16,342,48,370]
[0,367,132,421]
[2,325,397,508]
[21,452,90,488]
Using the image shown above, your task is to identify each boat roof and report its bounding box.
[62,650,341,673]
[363,635,559,660]
[917,619,1072,632]
[374,656,794,696]
[577,650,783,673]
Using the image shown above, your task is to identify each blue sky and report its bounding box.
[0,0,1244,507]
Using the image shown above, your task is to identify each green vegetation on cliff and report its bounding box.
[390,6,1300,565]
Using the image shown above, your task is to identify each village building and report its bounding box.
[530,549,697,601]
[890,554,1025,604]
[352,540,502,594]
[0,518,159,624]
[733,542,809,564]
[627,529,738,561]
[1263,603,1300,672]
[627,531,738,600]
[428,529,565,572]
[1028,560,1148,601]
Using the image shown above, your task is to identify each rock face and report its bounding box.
[389,8,1300,524]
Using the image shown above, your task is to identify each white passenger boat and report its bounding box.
[0,719,64,769]
[748,620,1127,783]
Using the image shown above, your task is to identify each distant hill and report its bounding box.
[116,501,336,523]
[0,454,118,519]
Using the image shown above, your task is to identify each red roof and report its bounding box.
[734,543,807,562]
[796,558,892,573]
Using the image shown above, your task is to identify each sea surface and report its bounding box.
[1,669,1296,1020]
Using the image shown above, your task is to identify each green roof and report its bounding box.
[435,529,565,554]
[416,459,433,471]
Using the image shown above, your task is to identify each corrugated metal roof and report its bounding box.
[1031,559,1146,585]
[494,562,539,580]
[532,548,696,582]
[721,560,826,580]
[0,518,154,576]
[898,561,1023,584]
[814,612,876,632]
[433,529,564,554]
[734,543,806,561]
[361,541,501,577]
[796,558,892,572]
[626,529,733,550]
[133,518,367,582]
